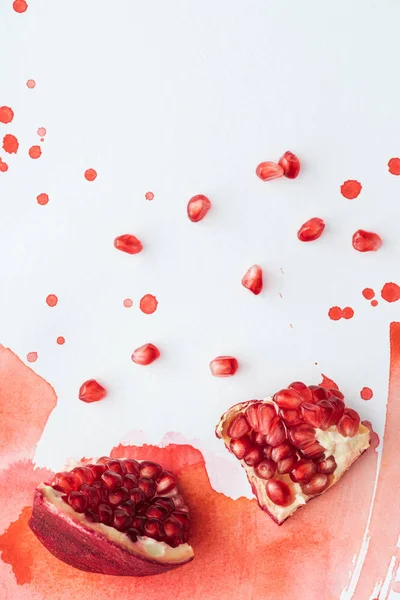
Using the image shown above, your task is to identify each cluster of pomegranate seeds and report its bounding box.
[131,343,160,365]
[79,379,107,403]
[256,151,300,182]
[297,217,325,242]
[352,229,382,252]
[242,265,263,295]
[209,356,238,377]
[226,382,361,506]
[114,234,143,255]
[187,194,211,222]
[51,458,190,548]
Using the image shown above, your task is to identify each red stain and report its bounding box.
[381,282,400,303]
[3,134,19,154]
[328,306,343,320]
[342,307,354,319]
[139,294,158,314]
[84,168,97,181]
[26,352,38,363]
[362,288,375,300]
[145,191,154,201]
[320,374,339,390]
[388,157,400,175]
[13,0,28,12]
[360,387,373,400]
[340,180,362,199]
[0,158,9,172]
[45,294,58,307]
[37,127,46,137]
[123,298,133,308]
[36,193,49,206]
[26,79,36,89]
[56,337,65,345]
[28,146,42,159]
[0,106,14,124]
[371,300,378,307]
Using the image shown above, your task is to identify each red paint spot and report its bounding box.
[45,294,58,307]
[145,191,154,201]
[371,299,378,307]
[40,138,44,142]
[388,158,400,175]
[56,336,65,345]
[123,298,133,308]
[342,307,354,319]
[0,158,9,172]
[3,134,19,154]
[360,387,373,400]
[340,180,362,199]
[26,352,37,363]
[26,79,36,89]
[37,127,46,137]
[328,306,342,321]
[84,168,97,181]
[13,0,28,12]
[320,375,339,390]
[0,106,14,124]
[28,146,42,159]
[381,282,400,303]
[362,288,375,300]
[140,294,158,314]
[36,193,49,206]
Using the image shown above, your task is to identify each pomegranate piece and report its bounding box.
[227,415,251,439]
[131,343,160,366]
[242,264,263,295]
[78,379,107,403]
[278,151,300,179]
[245,402,276,434]
[114,234,143,254]
[209,356,238,377]
[317,456,337,474]
[274,388,303,409]
[187,194,211,222]
[352,229,382,252]
[266,479,292,506]
[302,473,330,496]
[289,459,317,484]
[338,408,360,437]
[254,459,276,480]
[256,161,284,182]
[297,217,325,242]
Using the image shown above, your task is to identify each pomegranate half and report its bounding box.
[29,457,194,576]
[216,382,370,524]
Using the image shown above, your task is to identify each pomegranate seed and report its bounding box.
[164,517,183,539]
[67,491,88,513]
[271,442,293,462]
[300,402,322,428]
[242,265,263,295]
[52,472,79,493]
[288,423,316,449]
[131,516,146,533]
[78,379,107,403]
[146,505,169,520]
[124,459,141,476]
[126,529,139,542]
[254,459,276,479]
[338,408,360,437]
[278,151,300,179]
[92,481,108,503]
[139,461,162,480]
[279,408,302,427]
[328,398,345,426]
[263,445,273,459]
[171,512,190,529]
[266,479,292,506]
[101,470,123,490]
[297,217,325,242]
[114,234,143,254]
[187,194,211,222]
[265,417,286,447]
[131,343,160,366]
[277,455,297,474]
[171,496,188,512]
[86,463,106,479]
[108,486,130,506]
[80,484,100,508]
[250,431,266,445]
[352,229,382,252]
[317,456,337,474]
[98,504,113,525]
[227,415,251,439]
[138,477,156,500]
[144,519,165,541]
[302,473,330,495]
[105,459,127,476]
[300,441,325,460]
[113,509,133,532]
[243,445,264,467]
[97,456,113,465]
[209,356,238,377]
[317,400,335,430]
[309,385,329,402]
[71,466,94,485]
[85,510,100,522]
[289,459,317,484]
[245,402,276,434]
[329,388,344,400]
[123,474,138,489]
[289,381,313,403]
[256,161,284,182]
[154,497,175,512]
[119,500,136,516]
[274,388,303,409]
[156,471,177,495]
[230,436,253,459]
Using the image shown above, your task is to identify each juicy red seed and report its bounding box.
[251,431,266,445]
[146,505,169,520]
[78,379,107,403]
[254,459,276,480]
[274,388,303,409]
[113,509,133,532]
[328,398,345,426]
[297,217,325,242]
[338,408,360,437]
[126,528,139,543]
[171,512,190,529]
[67,491,88,513]
[278,151,300,179]
[154,497,175,512]
[209,356,238,377]
[271,442,293,462]
[266,479,292,506]
[256,161,284,182]
[301,403,322,428]
[279,408,302,427]
[124,459,141,476]
[144,519,165,541]
[114,234,143,254]
[227,415,251,439]
[98,504,113,525]
[309,385,329,402]
[97,456,113,465]
[139,461,163,480]
[80,484,100,508]
[289,459,317,484]
[265,417,287,447]
[242,264,263,295]
[101,470,123,490]
[302,473,330,495]
[245,402,276,434]
[108,486,130,506]
[164,517,183,539]
[300,441,325,460]
[288,423,316,449]
[92,481,108,503]
[289,382,313,403]
[317,398,344,429]
[85,510,100,523]
[187,194,211,223]
[52,472,79,493]
[72,466,94,485]
[329,388,344,400]
[119,500,136,516]
[263,445,273,459]
[229,437,252,459]
[105,460,127,476]
[131,516,146,533]
[277,455,297,474]
[131,343,160,366]
[86,464,106,479]
[156,471,177,494]
[130,487,145,504]
[243,446,264,467]
[138,477,156,500]
[123,474,138,489]
[317,456,337,474]
[352,229,382,252]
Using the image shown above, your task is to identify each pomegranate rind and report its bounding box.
[29,485,193,576]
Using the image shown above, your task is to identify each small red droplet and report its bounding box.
[79,379,107,403]
[256,161,284,182]
[123,298,133,308]
[342,307,354,319]
[13,0,28,12]
[341,180,362,199]
[145,191,154,201]
[27,352,38,363]
[388,158,400,175]
[40,138,44,142]
[297,217,325,242]
[187,194,211,222]
[0,159,9,172]
[371,299,378,307]
[362,288,375,300]
[114,234,143,255]
[56,336,65,345]
[3,134,19,154]
[278,151,300,179]
[84,168,97,181]
[37,127,46,137]
[26,79,36,89]
[46,294,58,307]
[37,193,49,206]
[139,294,158,314]
[328,307,342,321]
[360,387,373,400]
[29,145,42,159]
[381,282,400,303]
[352,229,382,252]
[0,106,14,124]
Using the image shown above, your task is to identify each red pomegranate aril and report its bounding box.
[130,487,145,504]
[277,455,297,474]
[52,472,79,493]
[254,459,276,480]
[317,400,335,430]
[113,509,133,532]
[139,461,163,480]
[245,402,276,434]
[124,459,141,477]
[85,510,100,523]
[171,512,190,529]
[256,161,284,181]
[209,356,238,377]
[146,505,169,520]
[274,388,303,409]
[289,381,313,403]
[78,379,107,403]
[86,463,106,479]
[119,500,136,516]
[301,441,325,460]
[301,402,322,428]
[126,529,139,543]
[98,504,113,525]
[243,446,264,467]
[278,151,300,179]
[352,229,382,252]
[317,456,337,475]
[67,491,88,513]
[80,484,100,508]
[329,388,344,400]
[279,408,302,427]
[92,481,108,503]
[266,479,292,506]
[101,470,123,490]
[144,519,165,541]
[108,486,130,506]
[271,442,293,462]
[105,459,127,476]
[96,456,113,465]
[164,518,183,539]
[297,217,325,242]
[71,466,94,485]
[227,415,251,439]
[250,431,266,446]
[131,516,146,533]
[156,471,177,494]
[114,234,143,254]
[265,417,286,447]
[288,423,316,449]
[328,398,345,426]
[338,408,360,437]
[153,497,175,512]
[123,474,138,489]
[289,459,317,484]
[302,473,330,496]
[132,343,160,366]
[263,445,273,459]
[309,385,329,402]
[242,264,263,295]
[187,194,211,223]
[138,477,156,500]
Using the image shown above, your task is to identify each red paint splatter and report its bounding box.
[381,282,400,303]
[328,306,342,321]
[26,79,36,89]
[139,294,158,314]
[0,158,9,172]
[342,307,354,319]
[123,298,133,308]
[37,127,46,137]
[26,352,37,363]
[84,168,97,181]
[340,180,362,199]
[371,300,378,307]
[360,387,373,400]
[362,288,375,300]
[13,0,28,12]
[145,191,154,201]
[0,106,14,124]
[37,193,49,206]
[3,134,19,154]
[45,294,58,307]
[388,158,400,175]
[56,336,65,345]
[29,145,42,159]
[320,374,339,390]
[40,138,44,142]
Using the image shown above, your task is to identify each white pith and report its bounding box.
[216,396,370,524]
[40,484,194,564]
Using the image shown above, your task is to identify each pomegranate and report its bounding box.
[242,264,263,295]
[352,229,382,252]
[209,356,238,377]
[187,194,211,222]
[216,382,370,524]
[278,151,300,179]
[114,234,143,254]
[255,161,284,181]
[78,379,107,403]
[131,343,160,366]
[29,457,194,575]
[297,217,325,242]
